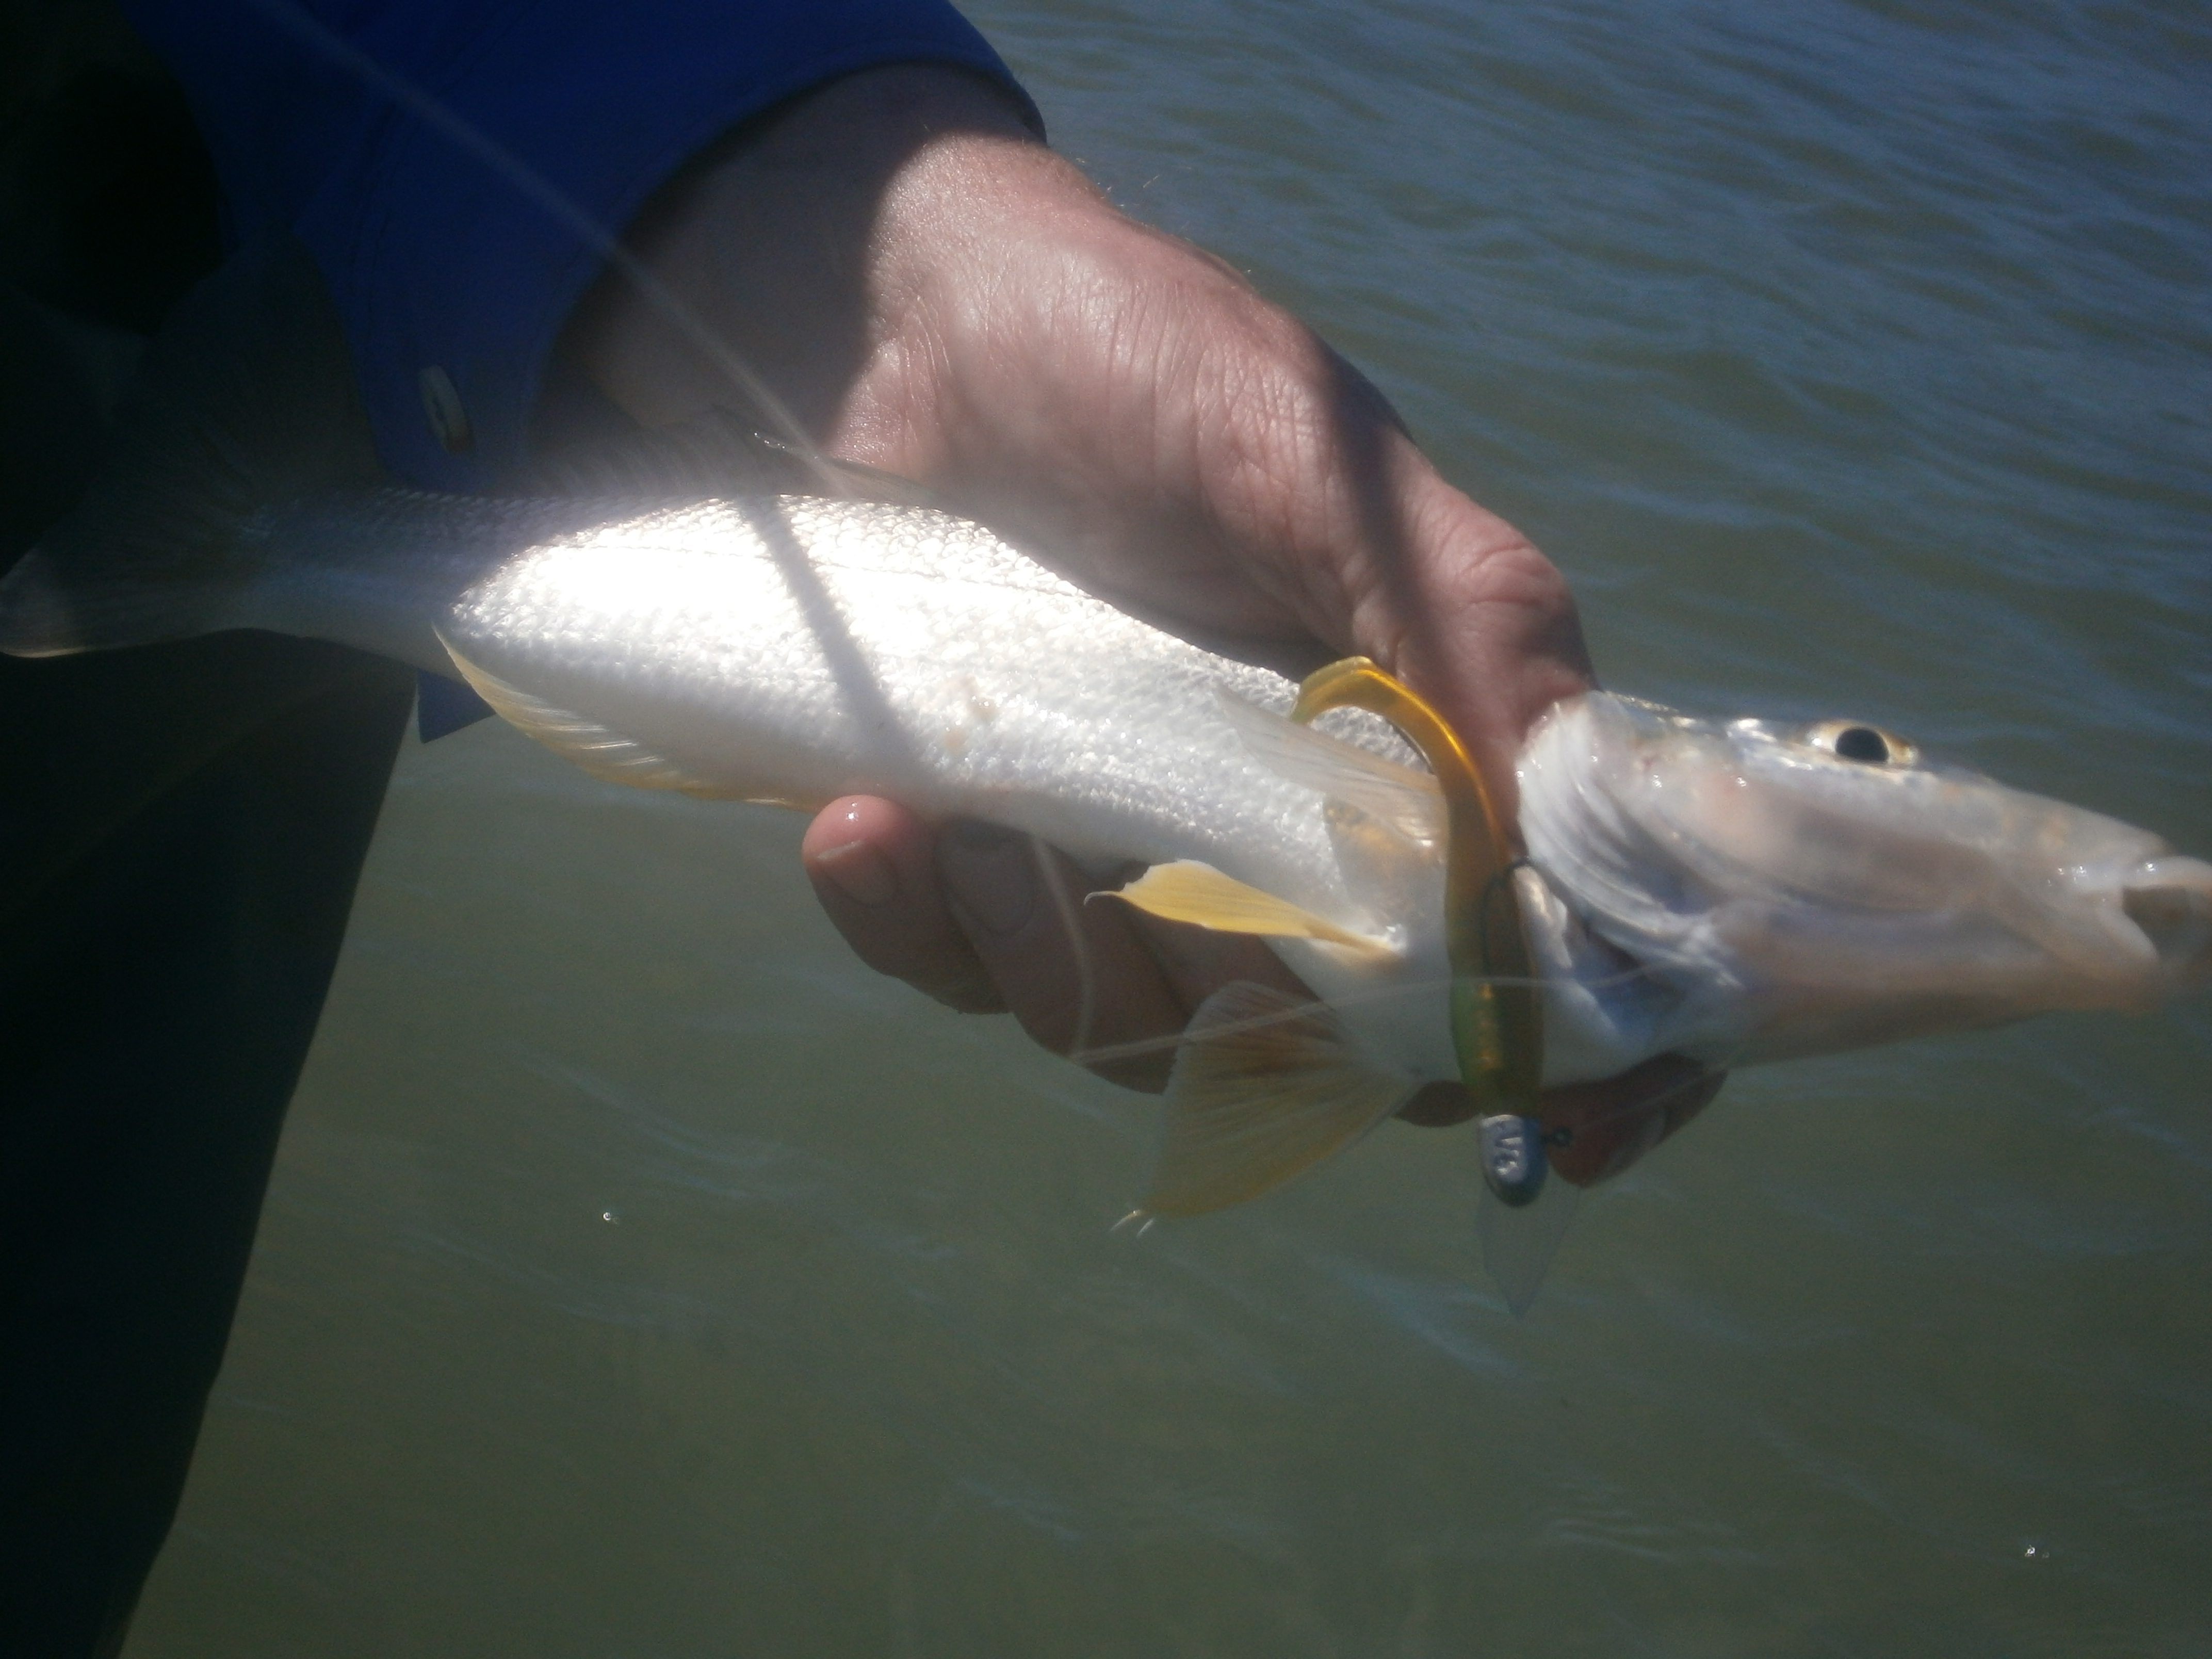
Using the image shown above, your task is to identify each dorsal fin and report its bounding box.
[436,631,820,806]
[1138,981,1419,1216]
[436,631,720,792]
[1100,860,1394,957]
[1214,692,1444,845]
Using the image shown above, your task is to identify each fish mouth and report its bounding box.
[2121,856,2212,993]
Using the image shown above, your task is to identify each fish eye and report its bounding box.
[1804,720,1918,767]
[1834,726,1890,763]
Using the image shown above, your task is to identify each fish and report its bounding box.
[5,241,2207,1307]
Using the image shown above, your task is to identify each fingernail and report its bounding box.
[938,822,1034,936]
[812,836,898,907]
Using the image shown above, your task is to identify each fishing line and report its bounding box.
[235,0,850,499]
[1068,958,1676,1069]
[1031,835,1101,1064]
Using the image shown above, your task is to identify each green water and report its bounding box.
[124,2,2211,1653]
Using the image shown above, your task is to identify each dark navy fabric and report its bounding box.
[120,0,1034,737]
[8,19,1046,1644]
[121,0,1033,489]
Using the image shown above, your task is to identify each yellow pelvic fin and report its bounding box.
[1101,860,1393,958]
[1141,981,1420,1217]
[436,631,819,805]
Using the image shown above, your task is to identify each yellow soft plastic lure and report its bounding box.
[1291,658,1549,1202]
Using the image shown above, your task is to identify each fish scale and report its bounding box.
[256,490,1380,916]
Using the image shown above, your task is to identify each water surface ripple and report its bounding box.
[127,2,2208,1654]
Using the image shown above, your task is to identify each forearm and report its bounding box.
[562,61,1590,783]
[561,64,1051,446]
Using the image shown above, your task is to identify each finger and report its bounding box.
[936,822,1192,1091]
[802,796,1003,1013]
[1365,472,1596,819]
[1539,1055,1725,1186]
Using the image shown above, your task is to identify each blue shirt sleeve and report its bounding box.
[121,0,1037,491]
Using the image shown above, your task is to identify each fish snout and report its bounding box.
[2120,856,2212,996]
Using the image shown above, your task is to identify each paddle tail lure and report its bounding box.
[1290,658,1548,1207]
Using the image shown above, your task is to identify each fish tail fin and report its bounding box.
[0,238,380,658]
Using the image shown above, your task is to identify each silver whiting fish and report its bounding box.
[4,243,2207,1306]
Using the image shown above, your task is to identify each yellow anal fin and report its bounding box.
[436,631,818,805]
[1141,981,1419,1217]
[1101,860,1393,958]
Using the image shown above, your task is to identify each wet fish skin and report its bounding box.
[32,471,2211,1095]
[166,482,1463,1086]
[9,464,2210,1106]
[241,487,1405,905]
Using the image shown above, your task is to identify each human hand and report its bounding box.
[565,66,1713,1182]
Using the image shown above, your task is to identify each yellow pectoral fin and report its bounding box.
[1101,860,1394,958]
[1141,981,1419,1217]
